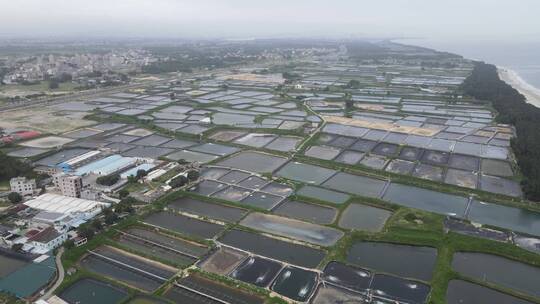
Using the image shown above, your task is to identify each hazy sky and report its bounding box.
[1,0,539,41]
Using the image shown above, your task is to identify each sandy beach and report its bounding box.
[498,66,540,108]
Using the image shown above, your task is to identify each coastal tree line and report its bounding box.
[462,62,540,201]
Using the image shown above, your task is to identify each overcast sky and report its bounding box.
[1,0,539,42]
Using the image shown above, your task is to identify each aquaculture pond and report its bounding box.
[338,204,393,232]
[311,285,368,304]
[370,274,431,303]
[80,246,176,292]
[452,252,540,298]
[322,172,387,198]
[322,261,372,291]
[199,247,248,275]
[271,266,318,302]
[219,229,325,268]
[180,273,266,304]
[126,296,170,304]
[168,197,247,222]
[346,242,437,281]
[229,256,282,287]
[59,278,128,304]
[216,151,288,173]
[467,200,540,237]
[0,254,27,277]
[296,185,350,204]
[272,200,337,224]
[446,280,534,304]
[382,183,468,217]
[143,211,225,239]
[276,161,337,184]
[117,233,194,266]
[240,212,344,246]
[124,228,208,258]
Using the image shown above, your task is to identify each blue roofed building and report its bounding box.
[74,155,136,176]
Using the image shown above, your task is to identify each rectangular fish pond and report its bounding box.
[446,280,534,304]
[338,203,393,232]
[229,256,283,288]
[143,211,225,239]
[59,278,128,304]
[167,197,247,223]
[346,242,437,281]
[272,200,338,225]
[219,229,325,268]
[80,246,177,292]
[271,266,318,302]
[296,185,350,204]
[169,273,265,304]
[452,252,540,298]
[240,212,344,246]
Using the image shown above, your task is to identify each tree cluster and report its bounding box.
[462,62,540,201]
[0,152,33,181]
[169,170,199,188]
[169,175,188,188]
[126,169,147,183]
[75,197,136,242]
[7,192,22,204]
[96,174,120,186]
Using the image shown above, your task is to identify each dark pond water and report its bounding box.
[276,161,337,184]
[271,266,318,302]
[467,200,540,237]
[371,274,431,304]
[168,197,247,222]
[144,211,224,239]
[80,255,163,292]
[59,278,127,304]
[452,252,540,298]
[322,261,372,291]
[273,200,337,224]
[219,229,325,268]
[322,172,387,198]
[229,256,282,287]
[346,242,437,281]
[446,280,534,304]
[296,185,350,204]
[382,183,468,217]
[338,203,392,232]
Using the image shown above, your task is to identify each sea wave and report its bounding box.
[498,66,540,107]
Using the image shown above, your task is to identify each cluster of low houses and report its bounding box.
[2,176,109,254]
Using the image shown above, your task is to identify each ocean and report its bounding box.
[394,39,540,89]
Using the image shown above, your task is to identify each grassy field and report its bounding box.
[0,180,9,191]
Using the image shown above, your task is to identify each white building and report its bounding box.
[24,193,110,223]
[28,226,67,254]
[10,177,36,196]
[53,173,83,198]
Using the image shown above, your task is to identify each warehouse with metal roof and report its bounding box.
[24,193,110,215]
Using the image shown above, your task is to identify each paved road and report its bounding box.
[42,246,65,300]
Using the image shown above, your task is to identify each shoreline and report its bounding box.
[497,66,540,108]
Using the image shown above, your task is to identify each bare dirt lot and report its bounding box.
[0,105,95,134]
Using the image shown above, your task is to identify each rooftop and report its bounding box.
[24,193,109,214]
